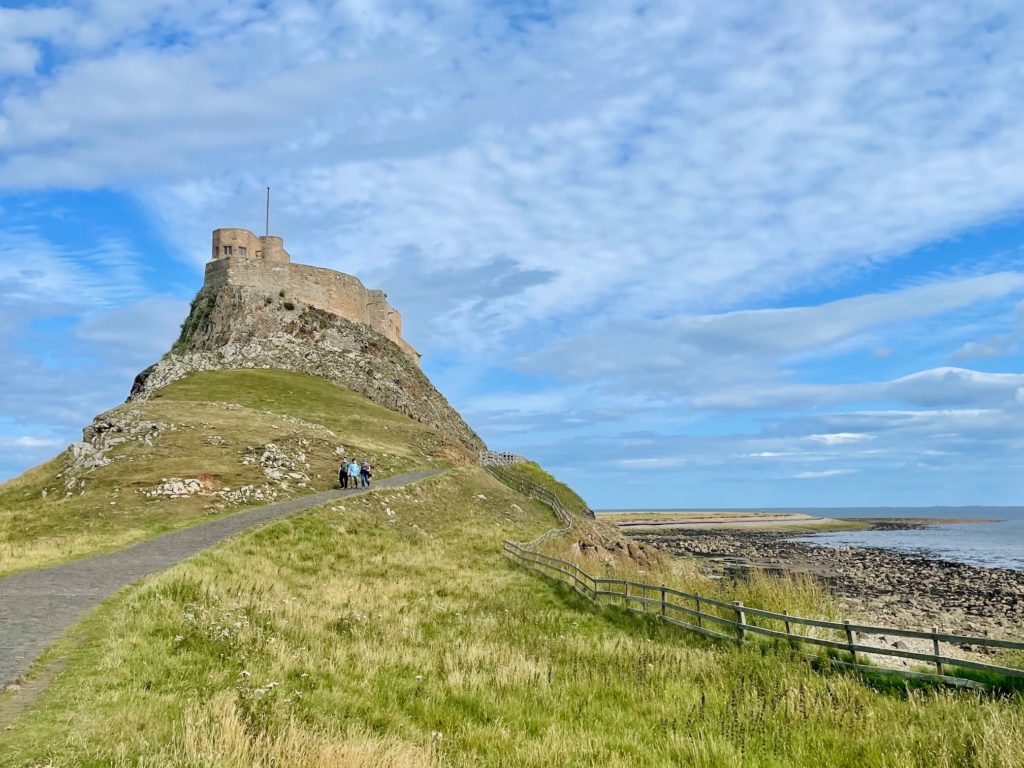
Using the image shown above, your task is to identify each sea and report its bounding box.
[788,506,1024,572]
[603,507,1024,571]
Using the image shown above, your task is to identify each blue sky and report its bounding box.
[2,0,1024,509]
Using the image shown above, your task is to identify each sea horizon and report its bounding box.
[599,506,1024,571]
[596,505,1024,515]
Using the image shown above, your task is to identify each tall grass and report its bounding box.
[3,468,1022,767]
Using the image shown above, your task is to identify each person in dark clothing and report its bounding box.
[339,458,349,489]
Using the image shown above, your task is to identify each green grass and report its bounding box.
[495,461,591,518]
[4,468,1023,767]
[3,378,1023,765]
[0,369,469,575]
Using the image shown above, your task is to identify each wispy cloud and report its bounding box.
[806,433,875,445]
[0,435,64,449]
[794,469,858,479]
[697,367,1024,411]
[2,1,1024,505]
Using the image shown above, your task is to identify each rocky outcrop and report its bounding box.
[637,530,1024,639]
[128,285,485,455]
[61,409,175,495]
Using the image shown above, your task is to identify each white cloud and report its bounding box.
[74,296,188,364]
[0,229,148,308]
[2,1,1024,505]
[697,367,1024,411]
[531,272,1024,399]
[806,433,875,445]
[618,457,690,470]
[1,435,64,448]
[0,41,40,76]
[3,1,1024,344]
[794,469,858,479]
[0,218,184,482]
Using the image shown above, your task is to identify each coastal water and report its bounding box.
[605,506,1024,571]
[786,506,1024,571]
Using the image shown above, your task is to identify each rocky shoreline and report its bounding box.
[632,528,1024,641]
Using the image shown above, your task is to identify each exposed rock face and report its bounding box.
[128,285,485,454]
[62,409,174,495]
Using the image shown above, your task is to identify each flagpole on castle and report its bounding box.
[265,186,270,237]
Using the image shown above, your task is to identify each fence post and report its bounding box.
[783,609,792,640]
[624,581,630,608]
[844,621,857,666]
[695,596,703,628]
[734,601,747,644]
[660,585,666,619]
[932,627,944,677]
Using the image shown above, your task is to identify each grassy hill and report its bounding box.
[2,372,1023,766]
[3,466,1023,766]
[0,369,470,576]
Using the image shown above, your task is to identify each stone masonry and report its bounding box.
[208,228,420,364]
[126,227,486,454]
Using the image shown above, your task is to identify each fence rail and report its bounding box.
[482,459,595,521]
[485,460,1024,690]
[479,450,527,466]
[484,464,574,547]
[504,542,1024,689]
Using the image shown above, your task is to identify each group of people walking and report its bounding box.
[339,458,372,489]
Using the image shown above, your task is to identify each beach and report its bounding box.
[618,517,1024,644]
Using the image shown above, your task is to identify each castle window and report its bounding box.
[223,245,233,256]
[238,246,247,256]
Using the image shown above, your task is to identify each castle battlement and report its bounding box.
[205,228,420,365]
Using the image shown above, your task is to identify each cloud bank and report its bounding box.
[1,1,1023,505]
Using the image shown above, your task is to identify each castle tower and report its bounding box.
[211,228,290,263]
[205,228,420,365]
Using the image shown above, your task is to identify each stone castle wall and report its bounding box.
[205,228,419,364]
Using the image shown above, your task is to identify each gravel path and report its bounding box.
[0,469,442,688]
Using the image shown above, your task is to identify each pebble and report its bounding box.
[635,529,1024,639]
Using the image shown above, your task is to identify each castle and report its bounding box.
[206,228,420,364]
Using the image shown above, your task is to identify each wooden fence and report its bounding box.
[486,464,1024,691]
[485,464,574,547]
[483,461,595,522]
[479,450,527,467]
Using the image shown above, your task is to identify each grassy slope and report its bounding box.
[497,461,591,518]
[3,468,1023,767]
[0,369,468,575]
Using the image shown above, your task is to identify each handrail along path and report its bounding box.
[483,456,1024,691]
